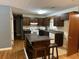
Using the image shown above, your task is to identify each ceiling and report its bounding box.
[1,0,79,16]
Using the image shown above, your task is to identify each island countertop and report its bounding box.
[25,34,50,45]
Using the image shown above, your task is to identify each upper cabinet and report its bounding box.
[54,13,69,27]
[38,18,44,26]
[38,17,50,26]
[43,17,50,26]
[23,17,50,26]
[30,18,38,23]
[23,17,30,26]
[54,16,64,27]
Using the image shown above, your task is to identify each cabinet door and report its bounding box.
[38,18,44,26]
[30,18,38,23]
[55,32,64,47]
[54,17,64,27]
[43,18,50,26]
[23,17,30,26]
[67,13,79,56]
[38,18,50,26]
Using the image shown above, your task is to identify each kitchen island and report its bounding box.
[25,34,50,59]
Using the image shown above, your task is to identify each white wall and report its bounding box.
[49,18,58,39]
[0,6,12,48]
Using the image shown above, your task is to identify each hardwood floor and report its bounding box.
[59,53,79,59]
[0,38,79,59]
[0,39,26,59]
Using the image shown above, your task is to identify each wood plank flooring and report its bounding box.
[59,53,79,59]
[0,38,79,59]
[0,39,26,59]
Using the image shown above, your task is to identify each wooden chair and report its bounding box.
[47,43,59,59]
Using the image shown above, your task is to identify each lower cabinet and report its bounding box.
[55,32,64,47]
[39,30,64,47]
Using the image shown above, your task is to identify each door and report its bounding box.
[67,13,79,56]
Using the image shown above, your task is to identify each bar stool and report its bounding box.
[33,46,47,59]
[48,43,58,59]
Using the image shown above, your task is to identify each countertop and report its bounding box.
[25,34,50,44]
[39,29,64,34]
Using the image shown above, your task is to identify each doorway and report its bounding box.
[13,14,23,39]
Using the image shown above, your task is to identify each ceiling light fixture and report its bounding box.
[37,10,48,14]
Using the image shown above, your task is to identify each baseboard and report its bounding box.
[24,48,28,59]
[0,47,12,51]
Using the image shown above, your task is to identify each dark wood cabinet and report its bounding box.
[54,14,69,27]
[54,16,64,27]
[38,18,44,26]
[30,18,38,23]
[25,34,50,58]
[23,17,50,26]
[39,30,64,47]
[38,18,50,26]
[43,17,50,26]
[55,32,64,47]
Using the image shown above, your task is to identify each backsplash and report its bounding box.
[23,26,46,35]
